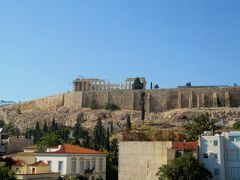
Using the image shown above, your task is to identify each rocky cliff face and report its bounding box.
[1,95,240,133]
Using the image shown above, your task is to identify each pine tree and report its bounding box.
[93,118,106,150]
[34,122,42,143]
[42,121,48,133]
[154,84,159,89]
[73,120,81,145]
[51,119,58,132]
[126,115,131,130]
[105,128,110,151]
[140,92,146,121]
[132,77,144,90]
[110,121,114,134]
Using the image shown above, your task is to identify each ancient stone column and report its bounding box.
[197,95,200,108]
[225,92,230,107]
[201,93,205,107]
[82,81,85,91]
[177,91,182,109]
[189,91,193,108]
[213,92,218,107]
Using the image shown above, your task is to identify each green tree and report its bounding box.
[156,153,212,180]
[51,118,58,132]
[233,120,240,130]
[36,132,63,151]
[106,155,118,180]
[105,128,110,151]
[93,118,106,150]
[0,115,5,128]
[56,127,70,143]
[126,115,131,130]
[42,121,48,133]
[184,113,218,141]
[154,84,159,89]
[132,77,144,90]
[73,120,81,145]
[34,121,42,143]
[0,162,16,180]
[110,138,118,166]
[140,92,146,121]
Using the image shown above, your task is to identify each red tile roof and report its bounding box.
[43,144,105,155]
[172,142,198,151]
[13,160,26,166]
[29,161,48,167]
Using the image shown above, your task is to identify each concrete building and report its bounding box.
[199,131,240,180]
[118,141,175,180]
[12,160,60,180]
[36,144,107,179]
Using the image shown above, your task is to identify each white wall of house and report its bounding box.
[199,131,240,180]
[36,153,106,180]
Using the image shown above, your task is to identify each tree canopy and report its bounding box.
[184,113,217,141]
[0,162,16,180]
[132,77,144,90]
[36,132,63,151]
[156,153,212,180]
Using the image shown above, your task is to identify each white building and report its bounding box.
[199,131,240,180]
[36,144,107,180]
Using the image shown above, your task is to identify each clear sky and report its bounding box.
[0,0,240,101]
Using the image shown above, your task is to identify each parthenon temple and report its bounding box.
[73,77,147,91]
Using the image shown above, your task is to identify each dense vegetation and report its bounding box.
[156,153,212,180]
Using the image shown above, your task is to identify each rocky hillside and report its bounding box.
[0,97,240,133]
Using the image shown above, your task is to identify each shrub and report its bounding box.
[104,103,119,111]
[90,99,99,109]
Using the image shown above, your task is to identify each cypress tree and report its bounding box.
[73,120,81,145]
[105,128,110,151]
[93,118,106,150]
[34,122,42,143]
[43,121,48,133]
[126,115,131,130]
[140,92,146,121]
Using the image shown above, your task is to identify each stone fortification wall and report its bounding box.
[10,87,240,114]
[63,87,240,113]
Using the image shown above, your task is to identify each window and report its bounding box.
[214,168,220,176]
[99,158,103,172]
[86,160,90,170]
[213,153,218,160]
[80,159,84,173]
[91,176,95,180]
[213,140,218,146]
[203,153,208,158]
[47,161,52,169]
[71,158,77,173]
[236,136,240,142]
[229,136,235,142]
[92,158,96,172]
[58,161,63,172]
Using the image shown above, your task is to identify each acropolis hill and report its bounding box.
[1,77,240,132]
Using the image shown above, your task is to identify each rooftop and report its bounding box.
[172,142,198,151]
[39,144,106,155]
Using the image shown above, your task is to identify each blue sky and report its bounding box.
[0,0,240,101]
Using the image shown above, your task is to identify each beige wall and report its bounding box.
[118,141,175,180]
[7,137,33,154]
[11,87,240,114]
